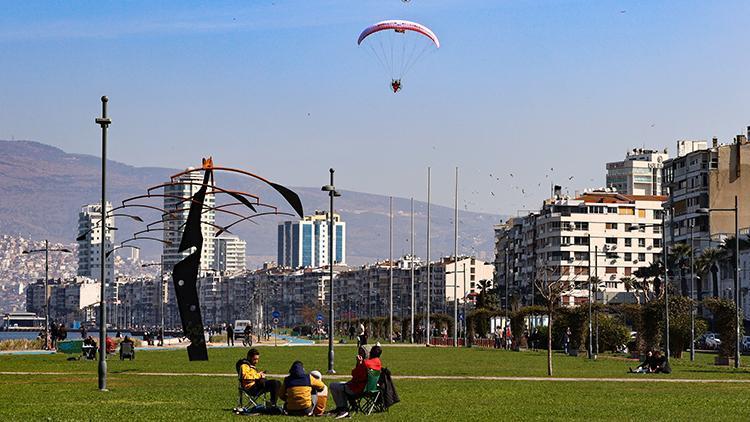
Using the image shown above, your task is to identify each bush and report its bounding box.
[704,297,744,358]
[552,306,588,350]
[468,308,498,339]
[641,296,707,358]
[586,313,630,353]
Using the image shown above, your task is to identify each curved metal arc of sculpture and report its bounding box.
[217,211,295,237]
[122,236,172,246]
[133,227,187,238]
[111,203,171,215]
[147,181,260,213]
[169,166,303,218]
[122,193,252,223]
[105,245,140,258]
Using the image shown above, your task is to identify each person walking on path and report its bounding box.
[227,322,235,347]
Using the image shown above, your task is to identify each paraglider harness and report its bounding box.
[391,79,402,93]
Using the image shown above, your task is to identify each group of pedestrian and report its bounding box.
[238,344,393,418]
[47,321,68,349]
[493,325,514,350]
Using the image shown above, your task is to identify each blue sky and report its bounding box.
[1,1,749,215]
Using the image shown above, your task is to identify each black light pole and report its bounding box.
[321,168,341,374]
[95,96,111,391]
[690,221,695,362]
[698,195,741,368]
[23,241,72,350]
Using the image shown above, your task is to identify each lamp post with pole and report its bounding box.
[689,220,695,361]
[95,95,111,392]
[698,195,741,368]
[321,168,341,374]
[22,240,72,350]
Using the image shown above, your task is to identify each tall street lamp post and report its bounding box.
[698,195,741,368]
[22,240,72,350]
[95,96,111,391]
[321,168,341,374]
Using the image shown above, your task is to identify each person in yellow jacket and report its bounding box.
[279,361,325,416]
[238,348,281,407]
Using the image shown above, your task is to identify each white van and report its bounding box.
[234,320,252,338]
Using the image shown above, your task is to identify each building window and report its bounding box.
[624,252,632,261]
[624,238,632,247]
[605,267,617,274]
[654,239,662,248]
[605,237,617,245]
[575,222,589,231]
[606,252,619,259]
[575,267,589,276]
[638,238,646,247]
[619,208,635,216]
[574,236,589,245]
[606,223,618,230]
[638,253,646,261]
[624,267,632,276]
[574,252,587,260]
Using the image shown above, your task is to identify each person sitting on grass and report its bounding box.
[649,351,671,374]
[629,350,653,373]
[278,361,325,416]
[329,345,383,419]
[310,370,328,416]
[237,348,281,408]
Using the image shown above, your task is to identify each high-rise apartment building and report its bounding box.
[662,132,750,299]
[162,169,216,274]
[214,235,247,274]
[77,202,114,282]
[277,211,346,268]
[494,190,666,306]
[606,148,669,195]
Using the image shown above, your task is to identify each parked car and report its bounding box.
[704,333,722,350]
[741,336,750,352]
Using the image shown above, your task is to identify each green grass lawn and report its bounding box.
[1,346,750,420]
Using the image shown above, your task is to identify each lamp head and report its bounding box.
[696,208,710,214]
[321,185,334,192]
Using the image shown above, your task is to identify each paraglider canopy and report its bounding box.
[357,20,440,48]
[357,19,439,93]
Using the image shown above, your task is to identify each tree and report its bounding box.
[704,297,744,359]
[475,279,499,310]
[633,261,663,302]
[534,264,574,376]
[669,243,692,296]
[695,247,724,299]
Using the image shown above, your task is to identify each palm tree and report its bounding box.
[669,243,692,296]
[695,247,724,298]
[633,261,662,301]
[621,276,646,305]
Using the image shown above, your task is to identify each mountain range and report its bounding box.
[0,140,503,267]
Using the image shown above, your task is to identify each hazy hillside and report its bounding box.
[0,140,503,266]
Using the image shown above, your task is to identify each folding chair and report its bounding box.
[235,360,268,412]
[351,369,385,415]
[119,342,135,360]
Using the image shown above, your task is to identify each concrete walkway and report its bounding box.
[2,371,749,384]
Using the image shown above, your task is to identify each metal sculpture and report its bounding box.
[113,157,303,361]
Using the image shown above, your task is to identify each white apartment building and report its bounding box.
[606,148,669,195]
[536,191,666,305]
[277,211,346,269]
[162,169,216,275]
[214,235,246,274]
[442,256,495,302]
[495,190,666,307]
[77,202,114,282]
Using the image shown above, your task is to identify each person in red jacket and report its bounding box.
[330,345,382,419]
